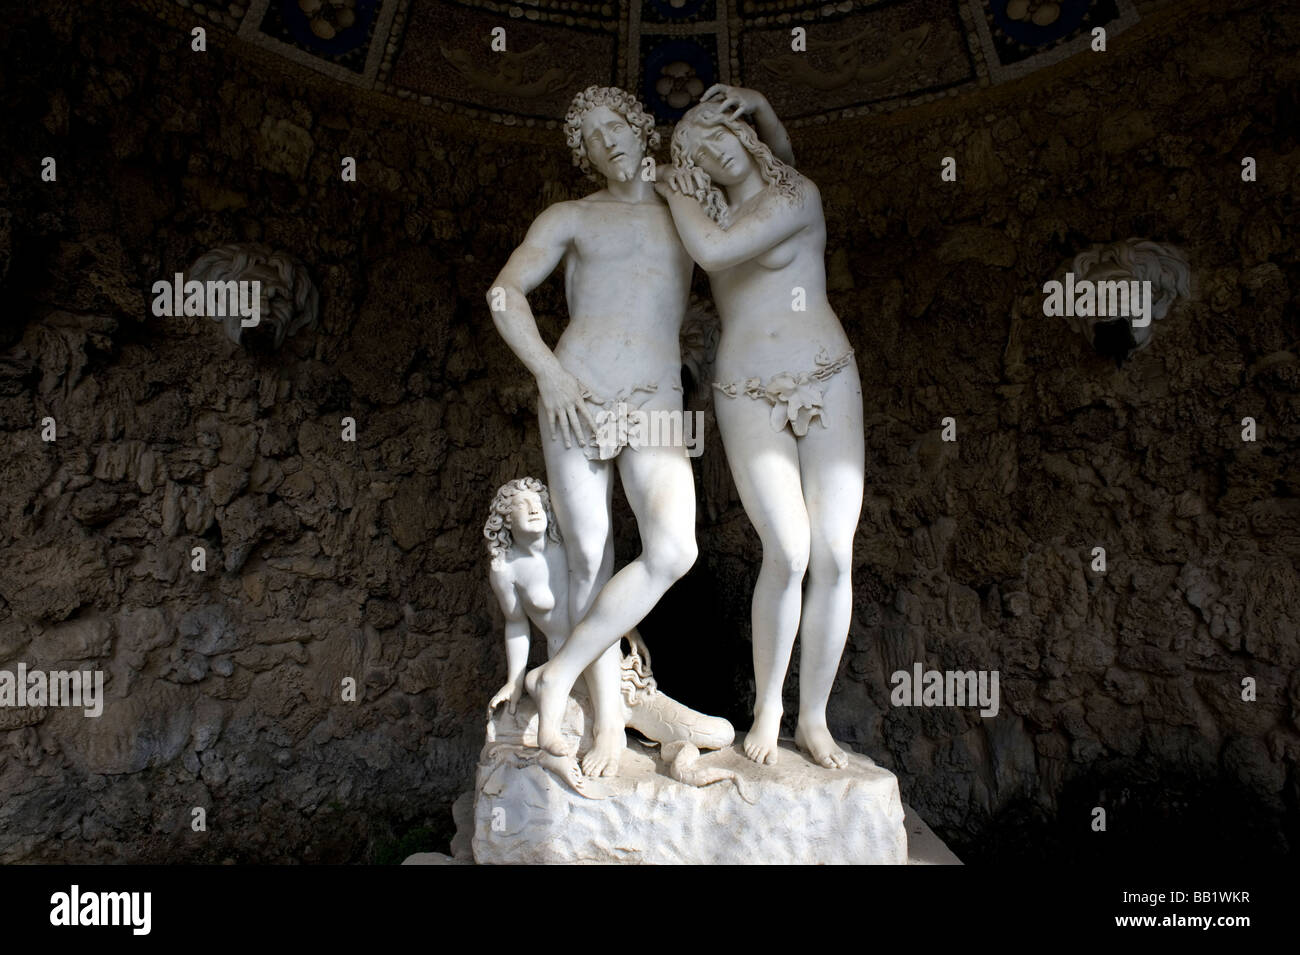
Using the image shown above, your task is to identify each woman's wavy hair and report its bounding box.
[565,86,661,180]
[483,477,562,569]
[669,100,801,226]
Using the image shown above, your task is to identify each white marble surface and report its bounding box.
[405,771,961,865]
[470,736,908,865]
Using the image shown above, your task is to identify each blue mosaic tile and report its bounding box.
[983,0,1121,66]
[641,35,719,122]
[259,0,384,74]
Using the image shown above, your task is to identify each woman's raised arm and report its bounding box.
[700,84,795,167]
[656,177,815,273]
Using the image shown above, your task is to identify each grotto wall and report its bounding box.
[0,0,1296,862]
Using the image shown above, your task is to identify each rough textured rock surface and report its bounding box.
[412,790,953,865]
[0,1,1296,862]
[473,731,908,864]
[467,676,906,866]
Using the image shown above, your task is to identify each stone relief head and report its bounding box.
[187,242,319,351]
[669,100,800,226]
[483,477,562,569]
[564,86,660,183]
[1065,239,1192,365]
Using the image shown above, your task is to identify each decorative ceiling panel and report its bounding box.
[140,0,1146,129]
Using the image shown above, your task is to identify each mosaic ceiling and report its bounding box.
[151,0,1144,129]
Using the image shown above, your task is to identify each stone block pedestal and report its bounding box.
[472,737,909,865]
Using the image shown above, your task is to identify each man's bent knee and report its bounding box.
[643,533,697,584]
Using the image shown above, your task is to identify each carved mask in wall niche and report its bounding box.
[1056,239,1192,367]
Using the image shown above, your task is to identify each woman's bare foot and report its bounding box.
[795,720,848,769]
[743,708,782,766]
[525,664,572,757]
[581,728,625,777]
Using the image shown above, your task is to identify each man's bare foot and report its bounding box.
[795,721,848,769]
[525,664,572,757]
[537,752,594,798]
[581,728,625,777]
[743,709,782,766]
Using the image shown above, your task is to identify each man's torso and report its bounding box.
[553,195,693,398]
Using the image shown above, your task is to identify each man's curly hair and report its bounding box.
[565,86,661,180]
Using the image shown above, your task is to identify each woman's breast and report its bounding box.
[752,238,798,271]
[519,581,556,616]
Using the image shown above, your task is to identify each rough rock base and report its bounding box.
[472,736,909,865]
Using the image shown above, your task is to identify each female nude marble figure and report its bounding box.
[486,476,735,773]
[483,478,572,715]
[656,86,866,769]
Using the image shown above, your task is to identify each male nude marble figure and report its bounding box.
[486,87,699,775]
